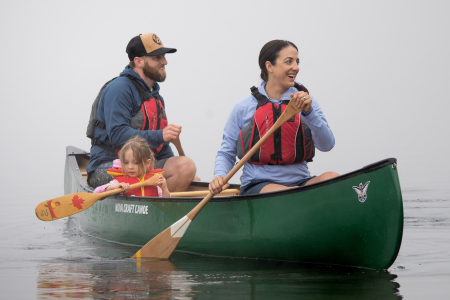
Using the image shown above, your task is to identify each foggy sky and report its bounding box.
[1,0,449,200]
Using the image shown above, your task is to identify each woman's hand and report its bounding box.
[290,91,312,112]
[209,176,230,195]
[156,174,170,197]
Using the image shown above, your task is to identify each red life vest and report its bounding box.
[130,95,168,154]
[236,83,315,165]
[88,74,168,154]
[107,167,164,197]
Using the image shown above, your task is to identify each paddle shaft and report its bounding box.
[185,102,302,221]
[98,176,158,198]
[171,137,185,156]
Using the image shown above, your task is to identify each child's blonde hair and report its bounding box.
[118,136,154,176]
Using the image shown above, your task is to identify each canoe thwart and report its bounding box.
[171,189,240,197]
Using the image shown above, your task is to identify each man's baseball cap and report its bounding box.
[126,33,177,61]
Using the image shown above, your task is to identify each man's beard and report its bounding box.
[143,61,166,82]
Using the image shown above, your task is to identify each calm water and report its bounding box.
[1,187,449,299]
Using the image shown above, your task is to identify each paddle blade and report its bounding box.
[133,215,192,259]
[35,192,102,221]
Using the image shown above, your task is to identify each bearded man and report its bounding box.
[87,33,197,192]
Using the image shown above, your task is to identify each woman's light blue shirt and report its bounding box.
[214,81,335,188]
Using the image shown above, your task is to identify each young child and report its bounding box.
[93,136,170,197]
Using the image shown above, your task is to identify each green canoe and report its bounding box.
[65,146,403,270]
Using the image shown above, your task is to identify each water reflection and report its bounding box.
[37,258,194,299]
[169,257,401,300]
[36,218,402,299]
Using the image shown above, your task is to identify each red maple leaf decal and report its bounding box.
[71,195,85,210]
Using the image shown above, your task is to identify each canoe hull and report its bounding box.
[65,146,403,269]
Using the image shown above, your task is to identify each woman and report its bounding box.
[209,40,338,195]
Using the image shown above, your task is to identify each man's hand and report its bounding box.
[163,124,182,142]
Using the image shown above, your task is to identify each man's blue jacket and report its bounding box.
[87,65,173,175]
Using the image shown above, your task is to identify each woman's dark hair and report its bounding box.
[259,40,298,82]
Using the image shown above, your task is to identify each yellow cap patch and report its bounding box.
[140,33,164,54]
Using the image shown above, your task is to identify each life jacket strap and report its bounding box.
[123,74,162,104]
[250,86,271,109]
[91,139,120,154]
[251,83,309,104]
[93,119,106,129]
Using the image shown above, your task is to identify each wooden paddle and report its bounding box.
[171,137,185,156]
[35,175,159,221]
[171,137,202,181]
[171,189,240,198]
[133,97,304,259]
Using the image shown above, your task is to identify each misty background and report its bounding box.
[1,0,449,201]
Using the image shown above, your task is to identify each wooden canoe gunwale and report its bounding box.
[66,146,397,202]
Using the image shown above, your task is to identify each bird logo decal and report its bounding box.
[352,181,370,202]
